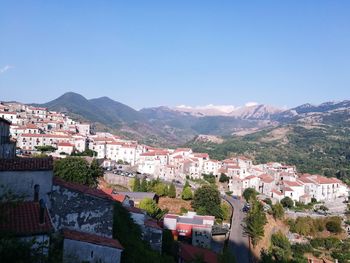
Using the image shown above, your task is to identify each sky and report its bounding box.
[1,1,349,110]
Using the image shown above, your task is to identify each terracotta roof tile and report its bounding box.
[0,201,53,236]
[63,229,123,249]
[53,177,114,201]
[0,157,53,171]
[179,243,218,263]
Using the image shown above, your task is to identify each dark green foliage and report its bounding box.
[35,145,56,152]
[243,200,267,247]
[162,229,176,257]
[270,231,292,262]
[219,173,229,183]
[218,245,236,263]
[288,216,343,236]
[202,174,216,184]
[242,188,258,202]
[264,198,272,206]
[71,149,97,157]
[112,202,174,263]
[271,202,284,220]
[133,178,141,192]
[281,197,294,208]
[325,220,342,233]
[140,178,148,192]
[192,185,222,218]
[53,157,100,186]
[0,235,43,263]
[168,184,176,198]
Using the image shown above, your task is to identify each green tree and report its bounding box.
[325,220,342,233]
[221,202,231,221]
[219,173,229,183]
[218,245,236,263]
[54,157,97,186]
[271,203,285,220]
[153,183,167,196]
[184,180,191,188]
[281,197,294,208]
[243,188,258,202]
[113,202,175,263]
[270,231,292,262]
[90,159,103,179]
[140,178,148,192]
[192,185,222,218]
[133,178,141,192]
[244,200,267,247]
[139,198,168,220]
[35,145,56,153]
[168,184,176,198]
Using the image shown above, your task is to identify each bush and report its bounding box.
[219,173,229,183]
[181,187,193,200]
[271,203,284,220]
[242,188,258,202]
[326,220,342,233]
[281,197,294,208]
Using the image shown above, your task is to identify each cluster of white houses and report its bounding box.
[2,101,349,204]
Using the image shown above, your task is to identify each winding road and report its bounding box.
[223,196,251,263]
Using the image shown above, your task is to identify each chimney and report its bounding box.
[34,184,40,202]
[39,199,45,224]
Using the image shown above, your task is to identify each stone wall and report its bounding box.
[50,184,114,237]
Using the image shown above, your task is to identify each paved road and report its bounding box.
[224,196,251,263]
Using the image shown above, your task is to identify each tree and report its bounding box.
[184,180,191,188]
[325,220,342,233]
[35,145,56,153]
[219,173,229,183]
[243,188,258,202]
[90,159,103,179]
[162,229,175,257]
[244,200,267,247]
[168,184,176,198]
[140,178,148,192]
[271,203,285,220]
[281,197,294,208]
[54,157,97,186]
[181,187,193,200]
[139,198,168,220]
[221,202,231,221]
[153,183,167,196]
[218,245,236,263]
[270,231,291,262]
[133,178,141,192]
[113,202,175,263]
[192,185,222,218]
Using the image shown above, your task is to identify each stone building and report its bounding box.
[50,177,115,237]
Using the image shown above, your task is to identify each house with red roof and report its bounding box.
[62,228,123,263]
[0,201,54,256]
[178,243,218,263]
[164,211,214,249]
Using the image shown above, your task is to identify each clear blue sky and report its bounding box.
[1,1,349,109]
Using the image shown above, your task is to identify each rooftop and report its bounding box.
[0,201,53,236]
[53,177,114,201]
[179,243,218,263]
[0,157,53,171]
[63,228,123,249]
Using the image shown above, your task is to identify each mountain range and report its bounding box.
[33,92,350,146]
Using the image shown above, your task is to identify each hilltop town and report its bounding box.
[1,101,350,263]
[1,102,349,205]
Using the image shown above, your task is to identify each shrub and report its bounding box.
[326,220,342,233]
[281,197,294,208]
[242,188,258,202]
